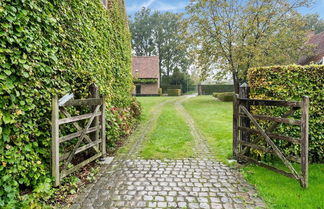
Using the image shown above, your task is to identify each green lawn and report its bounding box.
[182,95,233,162]
[136,96,173,122]
[139,101,195,159]
[183,95,324,209]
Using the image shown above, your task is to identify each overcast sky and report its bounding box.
[125,0,324,18]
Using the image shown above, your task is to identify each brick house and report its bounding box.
[298,31,324,65]
[132,56,160,96]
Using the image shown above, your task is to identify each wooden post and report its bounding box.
[51,96,60,186]
[300,96,309,188]
[89,84,99,150]
[239,83,250,153]
[233,94,239,158]
[101,96,106,156]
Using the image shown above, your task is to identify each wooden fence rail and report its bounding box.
[52,87,106,186]
[233,84,309,188]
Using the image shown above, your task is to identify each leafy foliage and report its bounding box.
[248,65,324,162]
[130,8,191,79]
[0,0,136,207]
[302,14,324,34]
[199,85,234,95]
[185,0,313,93]
[133,78,158,84]
[213,92,235,102]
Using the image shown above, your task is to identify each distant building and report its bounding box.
[132,56,160,96]
[299,31,324,65]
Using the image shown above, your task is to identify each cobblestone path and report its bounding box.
[70,96,266,209]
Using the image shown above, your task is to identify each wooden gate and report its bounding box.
[233,86,309,188]
[51,89,106,186]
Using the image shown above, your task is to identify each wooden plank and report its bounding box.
[238,126,301,144]
[300,96,309,188]
[60,98,103,107]
[239,114,301,125]
[58,111,102,125]
[233,94,239,157]
[238,154,298,180]
[60,153,102,179]
[101,96,106,156]
[60,108,100,153]
[238,140,301,163]
[60,140,102,161]
[239,84,250,153]
[51,96,60,186]
[90,85,100,152]
[58,93,74,106]
[239,105,300,180]
[238,140,271,153]
[238,98,302,107]
[62,105,101,171]
[59,126,101,143]
[240,107,298,155]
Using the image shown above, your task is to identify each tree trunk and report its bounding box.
[232,71,239,94]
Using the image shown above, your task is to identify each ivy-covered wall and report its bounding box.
[0,0,135,207]
[248,65,324,163]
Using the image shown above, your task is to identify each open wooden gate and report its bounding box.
[51,89,106,186]
[233,86,309,188]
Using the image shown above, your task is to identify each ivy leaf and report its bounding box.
[4,70,11,76]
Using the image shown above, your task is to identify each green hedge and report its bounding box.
[168,89,182,96]
[0,0,135,207]
[213,92,234,102]
[199,84,234,95]
[248,65,324,163]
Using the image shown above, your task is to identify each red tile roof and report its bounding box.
[132,56,160,79]
[299,31,324,65]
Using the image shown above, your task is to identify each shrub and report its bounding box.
[167,89,182,96]
[248,65,324,163]
[213,92,234,102]
[212,92,221,98]
[0,0,136,207]
[199,84,234,95]
[217,92,235,102]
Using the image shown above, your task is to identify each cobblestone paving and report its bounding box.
[70,96,266,209]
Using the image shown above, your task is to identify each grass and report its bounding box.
[242,164,324,209]
[182,95,233,162]
[139,101,195,159]
[183,95,324,209]
[136,96,172,122]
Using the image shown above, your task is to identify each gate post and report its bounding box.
[300,96,309,188]
[101,96,106,156]
[233,94,239,158]
[239,83,250,154]
[89,84,99,151]
[51,95,60,186]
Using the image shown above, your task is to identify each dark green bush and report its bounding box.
[248,65,324,163]
[168,89,182,96]
[215,92,235,102]
[199,84,234,95]
[0,0,136,207]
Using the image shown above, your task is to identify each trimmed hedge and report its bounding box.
[199,84,234,95]
[168,89,182,96]
[248,65,324,163]
[0,0,136,207]
[213,92,234,102]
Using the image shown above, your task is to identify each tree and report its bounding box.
[302,14,324,34]
[130,8,191,84]
[185,0,312,93]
